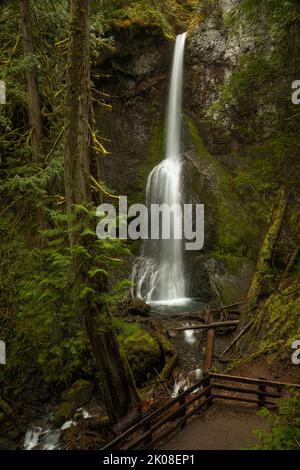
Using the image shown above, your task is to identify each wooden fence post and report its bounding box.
[203,307,215,373]
[143,422,153,446]
[258,382,266,407]
[203,373,212,404]
[179,394,187,428]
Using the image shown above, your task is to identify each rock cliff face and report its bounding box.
[95,1,261,304]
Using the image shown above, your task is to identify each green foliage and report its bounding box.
[187,118,263,260]
[0,0,132,395]
[101,0,197,39]
[255,279,300,359]
[230,0,300,42]
[211,0,300,200]
[251,392,300,450]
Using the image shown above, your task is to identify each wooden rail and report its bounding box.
[101,373,300,450]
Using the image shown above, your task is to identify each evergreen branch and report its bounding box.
[82,169,119,200]
[45,126,65,161]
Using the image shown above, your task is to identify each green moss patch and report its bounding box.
[186,117,262,261]
[255,279,300,360]
[114,319,164,384]
[102,0,197,40]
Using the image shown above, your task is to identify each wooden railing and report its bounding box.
[101,373,300,451]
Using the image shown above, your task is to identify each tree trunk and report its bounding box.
[236,187,288,353]
[20,0,43,161]
[64,0,140,423]
[243,186,288,314]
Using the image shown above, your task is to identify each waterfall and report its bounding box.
[132,33,188,305]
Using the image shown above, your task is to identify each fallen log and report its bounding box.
[211,300,246,312]
[174,320,239,331]
[203,308,214,372]
[113,408,141,435]
[154,367,171,394]
[219,320,253,357]
[84,416,110,432]
[160,351,179,380]
[150,310,205,320]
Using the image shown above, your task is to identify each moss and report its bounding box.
[254,279,300,360]
[53,401,76,428]
[122,329,161,384]
[246,187,287,308]
[113,317,141,336]
[210,252,249,275]
[128,298,151,316]
[133,118,165,205]
[61,379,94,406]
[186,117,261,260]
[187,118,221,169]
[102,0,197,40]
[160,336,173,356]
[114,319,163,384]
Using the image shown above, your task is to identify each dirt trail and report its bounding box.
[160,402,269,450]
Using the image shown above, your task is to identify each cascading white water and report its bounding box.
[132,33,187,305]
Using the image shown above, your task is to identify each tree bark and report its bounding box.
[236,187,288,352]
[20,0,43,161]
[64,0,140,423]
[243,187,288,315]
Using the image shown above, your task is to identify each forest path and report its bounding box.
[160,402,269,450]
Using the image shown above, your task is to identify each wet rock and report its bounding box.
[83,416,110,432]
[205,257,255,305]
[123,329,161,383]
[53,401,76,428]
[128,298,151,317]
[61,379,94,406]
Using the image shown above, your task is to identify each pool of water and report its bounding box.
[148,298,207,373]
[149,298,207,314]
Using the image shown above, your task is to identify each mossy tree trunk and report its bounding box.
[241,186,288,320]
[64,0,140,423]
[236,187,288,353]
[20,0,43,161]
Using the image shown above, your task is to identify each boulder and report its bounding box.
[128,298,151,317]
[61,379,94,406]
[205,257,255,305]
[53,401,76,428]
[123,329,161,383]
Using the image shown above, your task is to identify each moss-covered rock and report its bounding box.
[183,117,260,302]
[122,328,161,384]
[185,117,261,257]
[102,0,196,40]
[53,401,76,428]
[61,379,94,406]
[114,318,171,383]
[205,256,255,305]
[128,298,151,316]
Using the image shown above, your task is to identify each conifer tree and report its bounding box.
[64,0,140,423]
